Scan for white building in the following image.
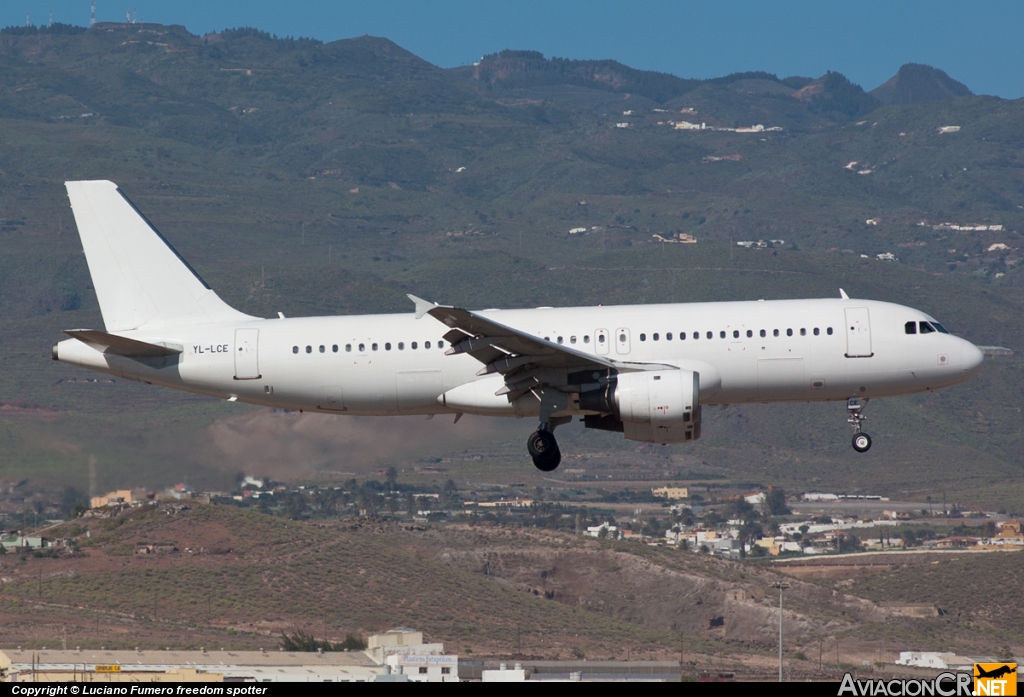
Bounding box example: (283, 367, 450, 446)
(802, 493, 839, 501)
(585, 522, 619, 538)
(895, 652, 957, 669)
(482, 662, 528, 682)
(384, 654, 458, 682)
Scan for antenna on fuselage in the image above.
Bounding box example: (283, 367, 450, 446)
(839, 289, 850, 300)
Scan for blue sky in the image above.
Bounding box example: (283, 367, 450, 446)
(5, 0, 1023, 98)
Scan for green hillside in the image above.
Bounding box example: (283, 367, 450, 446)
(0, 22, 1022, 509)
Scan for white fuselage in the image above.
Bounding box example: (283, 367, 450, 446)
(54, 297, 984, 418)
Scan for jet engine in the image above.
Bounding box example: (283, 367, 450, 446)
(579, 369, 701, 444)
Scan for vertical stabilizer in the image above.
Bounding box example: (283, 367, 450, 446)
(65, 180, 255, 331)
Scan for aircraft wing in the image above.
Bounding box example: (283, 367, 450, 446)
(410, 295, 667, 398)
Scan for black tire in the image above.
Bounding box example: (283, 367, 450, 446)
(852, 432, 872, 453)
(528, 430, 561, 472)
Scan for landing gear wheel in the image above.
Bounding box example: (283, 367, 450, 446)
(852, 432, 872, 453)
(527, 430, 561, 472)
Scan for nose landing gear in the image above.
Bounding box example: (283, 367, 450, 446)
(847, 398, 871, 453)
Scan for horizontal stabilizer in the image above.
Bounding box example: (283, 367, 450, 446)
(64, 329, 183, 358)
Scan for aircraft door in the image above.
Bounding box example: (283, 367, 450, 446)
(234, 328, 260, 379)
(844, 308, 873, 358)
(595, 329, 609, 355)
(615, 328, 631, 355)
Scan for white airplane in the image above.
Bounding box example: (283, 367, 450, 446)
(53, 181, 985, 471)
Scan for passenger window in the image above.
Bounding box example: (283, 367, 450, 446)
(653, 333, 659, 341)
(332, 344, 338, 352)
(306, 345, 312, 354)
(707, 331, 713, 339)
(346, 344, 352, 352)
(584, 336, 590, 343)
(372, 343, 378, 351)
(693, 332, 699, 340)
(619, 333, 626, 342)
(827, 327, 833, 335)
(385, 342, 391, 350)
(666, 333, 673, 340)
(319, 345, 325, 353)
(786, 329, 793, 337)
(545, 336, 550, 342)
(905, 321, 917, 335)
(640, 333, 646, 342)
(557, 336, 564, 344)
(292, 346, 298, 354)
(570, 336, 577, 344)
(680, 332, 686, 340)
(411, 342, 418, 349)
(813, 328, 820, 336)
(398, 342, 404, 350)
(598, 335, 605, 343)
(425, 341, 431, 349)
(919, 322, 935, 334)
(438, 341, 445, 348)
(800, 328, 806, 336)
(746, 330, 752, 338)
(358, 343, 365, 352)
(733, 330, 739, 338)
(760, 329, 766, 338)
(773, 330, 779, 337)
(719, 331, 725, 339)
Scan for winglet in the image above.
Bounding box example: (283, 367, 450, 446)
(839, 288, 850, 300)
(407, 294, 437, 320)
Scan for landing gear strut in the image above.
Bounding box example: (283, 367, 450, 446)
(847, 398, 872, 453)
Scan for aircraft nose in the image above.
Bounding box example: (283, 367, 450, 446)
(961, 340, 984, 376)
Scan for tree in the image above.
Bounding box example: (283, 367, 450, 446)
(766, 489, 790, 516)
(838, 534, 863, 553)
(729, 497, 757, 523)
(442, 479, 458, 509)
(739, 522, 763, 548)
(60, 487, 88, 518)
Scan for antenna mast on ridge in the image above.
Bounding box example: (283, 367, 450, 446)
(91, 1, 96, 27)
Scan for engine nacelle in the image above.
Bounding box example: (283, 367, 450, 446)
(580, 369, 701, 444)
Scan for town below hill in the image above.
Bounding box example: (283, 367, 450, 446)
(1, 477, 1021, 673)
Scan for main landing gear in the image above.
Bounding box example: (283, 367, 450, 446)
(847, 398, 872, 453)
(527, 416, 570, 472)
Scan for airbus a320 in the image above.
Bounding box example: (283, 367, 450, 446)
(52, 181, 985, 471)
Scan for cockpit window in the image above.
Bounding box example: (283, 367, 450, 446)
(905, 321, 917, 335)
(932, 323, 949, 334)
(919, 321, 936, 334)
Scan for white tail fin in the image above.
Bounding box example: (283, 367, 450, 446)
(65, 180, 255, 331)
